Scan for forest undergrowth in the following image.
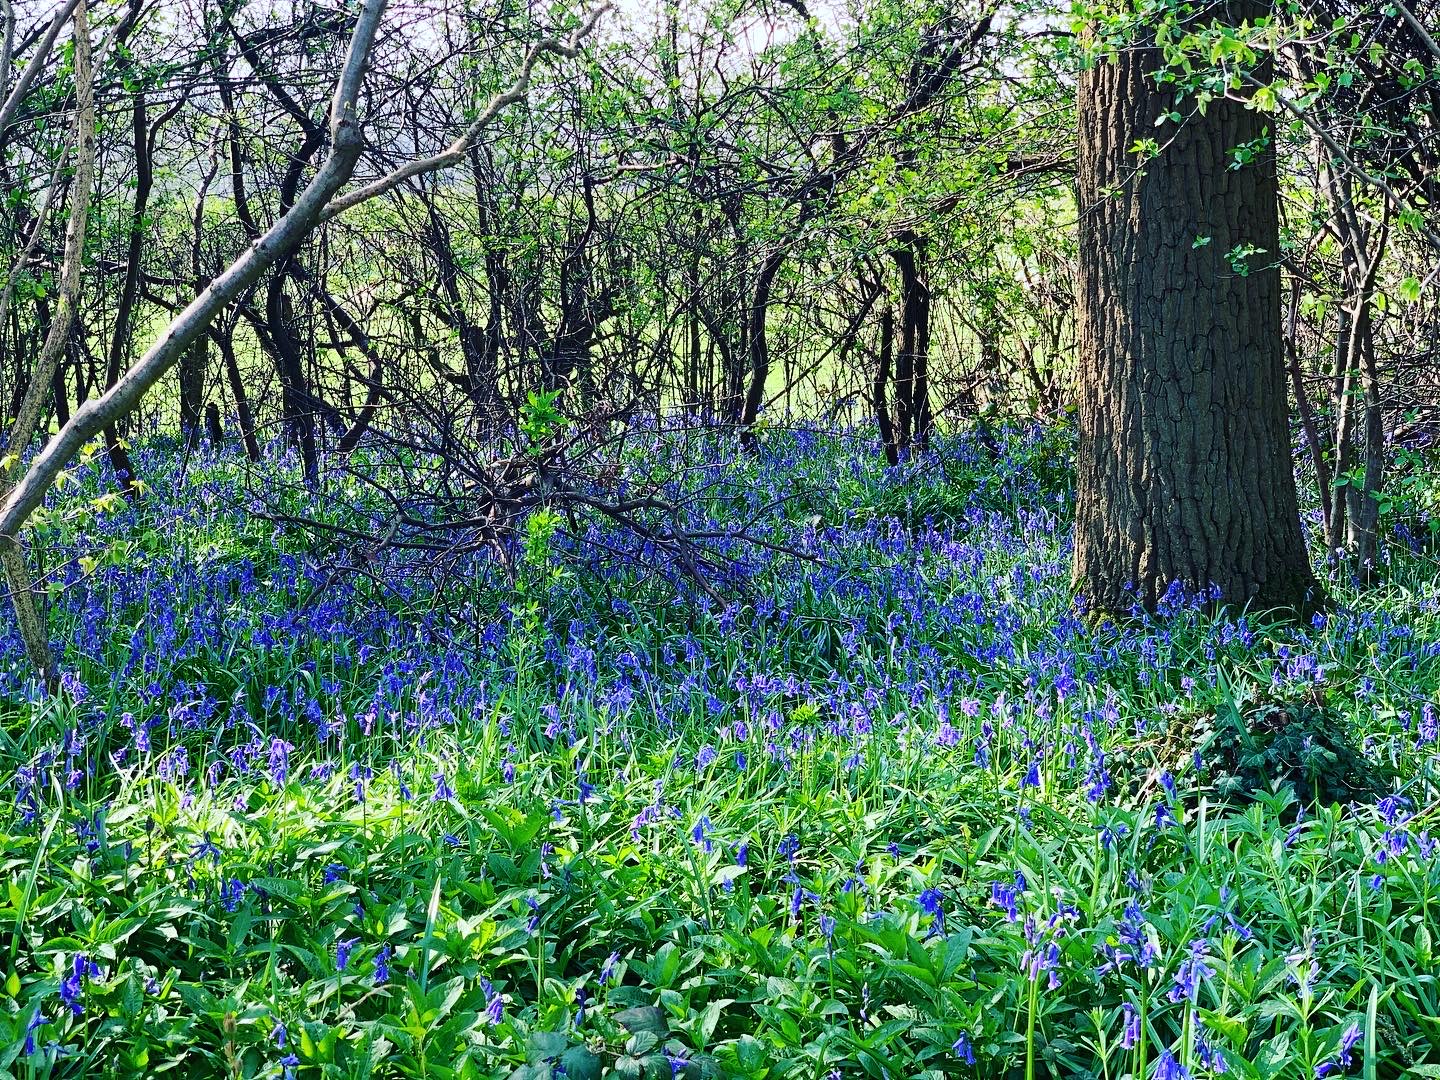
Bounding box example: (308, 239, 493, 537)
(1, 424, 1438, 1079)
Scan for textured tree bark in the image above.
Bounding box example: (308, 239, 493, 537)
(1072, 7, 1321, 615)
(891, 233, 931, 453)
(874, 306, 898, 466)
(1, 0, 94, 686)
(216, 329, 261, 462)
(178, 337, 207, 448)
(102, 26, 152, 496)
(205, 401, 224, 448)
(738, 250, 785, 447)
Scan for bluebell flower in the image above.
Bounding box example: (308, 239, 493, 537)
(1196, 1025, 1227, 1074)
(1168, 937, 1214, 1004)
(336, 937, 358, 972)
(1120, 1002, 1140, 1049)
(267, 738, 292, 785)
(918, 888, 945, 936)
(481, 978, 504, 1025)
(692, 815, 714, 853)
(432, 771, 455, 801)
(1155, 1049, 1190, 1080)
(991, 880, 1021, 921)
(599, 951, 621, 985)
(192, 833, 222, 864)
(1315, 1022, 1363, 1077)
(952, 1030, 975, 1064)
(59, 954, 100, 1016)
(221, 878, 245, 913)
(23, 1009, 48, 1055)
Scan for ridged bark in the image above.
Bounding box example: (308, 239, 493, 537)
(1072, 11, 1321, 615)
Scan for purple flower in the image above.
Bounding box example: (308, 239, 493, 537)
(1315, 1022, 1363, 1077)
(481, 978, 504, 1025)
(599, 951, 621, 985)
(952, 1030, 976, 1064)
(1168, 937, 1215, 1004)
(267, 738, 292, 785)
(1120, 1002, 1140, 1049)
(373, 944, 392, 985)
(1196, 1024, 1228, 1073)
(1155, 1049, 1190, 1080)
(990, 880, 1021, 921)
(23, 1009, 48, 1055)
(692, 815, 714, 853)
(221, 878, 246, 913)
(432, 771, 455, 801)
(1377, 794, 1410, 826)
(59, 953, 100, 1016)
(192, 833, 222, 864)
(918, 888, 945, 936)
(336, 937, 358, 972)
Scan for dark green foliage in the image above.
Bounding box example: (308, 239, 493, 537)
(1197, 690, 1391, 810)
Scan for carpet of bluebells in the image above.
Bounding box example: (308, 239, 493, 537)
(1, 425, 1439, 1080)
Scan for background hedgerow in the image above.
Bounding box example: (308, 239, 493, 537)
(1, 425, 1438, 1079)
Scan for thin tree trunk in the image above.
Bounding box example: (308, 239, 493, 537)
(739, 250, 785, 446)
(1284, 278, 1330, 537)
(875, 306, 898, 466)
(1, 0, 95, 686)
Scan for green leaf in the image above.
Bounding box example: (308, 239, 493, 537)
(528, 1031, 569, 1062)
(558, 1046, 603, 1080)
(616, 1006, 669, 1037)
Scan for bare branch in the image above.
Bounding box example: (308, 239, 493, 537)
(0, 0, 389, 550)
(319, 4, 611, 222)
(0, 0, 83, 139)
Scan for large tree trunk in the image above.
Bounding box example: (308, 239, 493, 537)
(1072, 5, 1321, 615)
